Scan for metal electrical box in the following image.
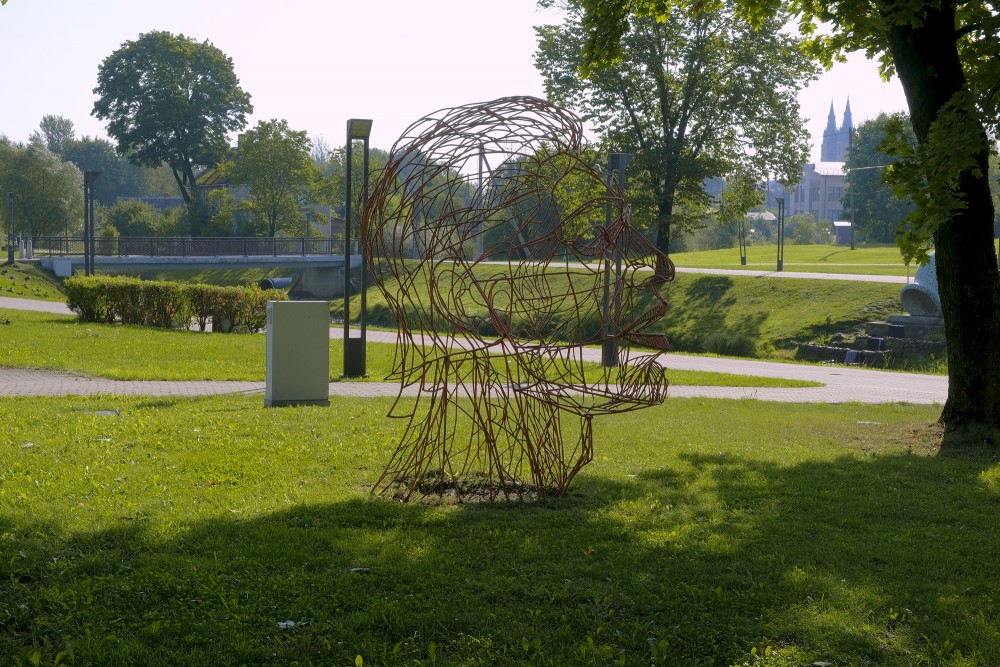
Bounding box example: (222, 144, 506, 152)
(265, 300, 331, 407)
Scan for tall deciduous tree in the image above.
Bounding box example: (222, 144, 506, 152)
(843, 112, 915, 244)
(534, 0, 818, 262)
(92, 31, 252, 206)
(60, 136, 150, 207)
(321, 146, 390, 229)
(218, 119, 322, 237)
(577, 0, 1000, 439)
(29, 115, 76, 155)
(0, 142, 83, 240)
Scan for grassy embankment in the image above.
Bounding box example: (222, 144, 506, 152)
(6, 252, 933, 369)
(670, 244, 915, 276)
(350, 260, 906, 364)
(0, 309, 817, 388)
(1, 393, 996, 665)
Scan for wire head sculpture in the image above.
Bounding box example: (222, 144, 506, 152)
(362, 96, 674, 500)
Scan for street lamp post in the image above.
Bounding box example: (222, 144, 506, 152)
(343, 118, 372, 378)
(83, 171, 102, 275)
(6, 192, 14, 265)
(776, 196, 785, 271)
(602, 153, 632, 368)
(846, 165, 888, 251)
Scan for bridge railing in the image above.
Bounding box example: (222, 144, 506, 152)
(32, 236, 353, 258)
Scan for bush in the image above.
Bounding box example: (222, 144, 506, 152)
(185, 284, 228, 332)
(104, 200, 164, 237)
(64, 276, 287, 332)
(63, 276, 114, 323)
(701, 330, 757, 357)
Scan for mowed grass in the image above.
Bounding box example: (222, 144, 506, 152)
(1, 394, 996, 665)
(354, 265, 903, 360)
(670, 244, 914, 276)
(0, 309, 819, 388)
(0, 263, 65, 302)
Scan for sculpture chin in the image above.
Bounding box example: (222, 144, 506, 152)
(511, 347, 667, 415)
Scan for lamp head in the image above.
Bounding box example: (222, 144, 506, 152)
(347, 118, 373, 140)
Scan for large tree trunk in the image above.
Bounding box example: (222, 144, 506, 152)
(887, 8, 1000, 437)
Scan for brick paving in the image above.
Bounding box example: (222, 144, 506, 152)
(1, 295, 947, 404)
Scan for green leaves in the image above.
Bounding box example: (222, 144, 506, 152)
(93, 31, 252, 204)
(842, 112, 915, 245)
(536, 0, 817, 252)
(0, 141, 83, 238)
(219, 118, 321, 237)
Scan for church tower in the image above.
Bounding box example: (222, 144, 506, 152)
(820, 99, 853, 162)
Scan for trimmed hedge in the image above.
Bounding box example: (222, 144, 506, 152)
(64, 276, 289, 333)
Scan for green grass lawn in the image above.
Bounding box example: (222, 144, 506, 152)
(670, 244, 915, 276)
(353, 265, 904, 362)
(119, 267, 294, 286)
(0, 309, 819, 388)
(4, 257, 928, 370)
(1, 394, 995, 665)
(0, 263, 65, 302)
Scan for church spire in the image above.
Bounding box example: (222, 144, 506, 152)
(842, 98, 854, 132)
(826, 100, 838, 136)
(821, 101, 839, 161)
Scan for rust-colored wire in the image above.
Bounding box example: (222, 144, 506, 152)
(362, 96, 674, 501)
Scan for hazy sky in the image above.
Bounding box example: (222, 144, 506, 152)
(0, 0, 906, 163)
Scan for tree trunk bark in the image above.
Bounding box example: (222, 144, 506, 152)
(887, 9, 1000, 436)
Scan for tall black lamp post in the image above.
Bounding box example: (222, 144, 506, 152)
(846, 165, 887, 251)
(343, 118, 372, 378)
(775, 196, 785, 271)
(83, 170, 102, 275)
(602, 152, 632, 368)
(6, 192, 14, 265)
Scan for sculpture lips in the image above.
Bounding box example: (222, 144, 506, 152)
(627, 300, 667, 333)
(624, 332, 670, 351)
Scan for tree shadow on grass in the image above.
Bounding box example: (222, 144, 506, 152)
(2, 452, 999, 665)
(656, 276, 771, 353)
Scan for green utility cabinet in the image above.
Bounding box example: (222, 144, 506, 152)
(265, 300, 330, 407)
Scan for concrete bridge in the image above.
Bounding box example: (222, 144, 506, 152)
(33, 236, 362, 299)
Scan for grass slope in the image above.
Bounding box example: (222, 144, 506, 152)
(670, 244, 914, 276)
(0, 263, 65, 302)
(353, 266, 902, 359)
(0, 309, 817, 388)
(0, 395, 995, 665)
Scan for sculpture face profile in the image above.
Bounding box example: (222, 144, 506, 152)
(362, 96, 674, 500)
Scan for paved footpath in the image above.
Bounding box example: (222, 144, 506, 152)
(0, 295, 947, 404)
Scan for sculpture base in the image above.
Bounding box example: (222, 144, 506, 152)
(866, 314, 945, 340)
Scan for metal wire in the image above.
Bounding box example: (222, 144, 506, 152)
(362, 96, 674, 501)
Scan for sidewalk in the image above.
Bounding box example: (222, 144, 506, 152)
(0, 296, 947, 404)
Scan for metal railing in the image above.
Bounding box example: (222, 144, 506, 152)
(31, 236, 354, 258)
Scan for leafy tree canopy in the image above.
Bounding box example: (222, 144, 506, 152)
(0, 142, 83, 240)
(217, 119, 322, 238)
(29, 115, 75, 155)
(103, 200, 165, 237)
(535, 0, 818, 258)
(844, 112, 916, 244)
(92, 31, 252, 206)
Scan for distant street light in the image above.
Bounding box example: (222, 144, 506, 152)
(775, 196, 785, 271)
(83, 171, 102, 275)
(343, 118, 372, 377)
(6, 192, 14, 265)
(602, 152, 632, 368)
(846, 164, 888, 251)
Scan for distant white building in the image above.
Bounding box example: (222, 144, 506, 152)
(775, 100, 853, 225)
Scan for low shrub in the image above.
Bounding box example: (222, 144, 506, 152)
(63, 276, 114, 323)
(185, 284, 228, 332)
(701, 330, 757, 357)
(64, 276, 288, 332)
